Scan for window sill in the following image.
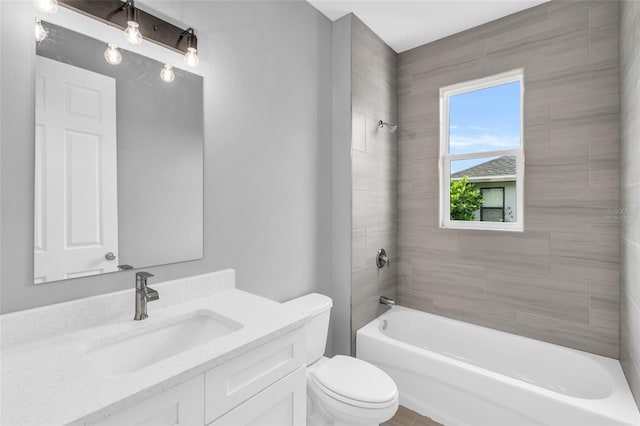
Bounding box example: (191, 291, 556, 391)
(440, 221, 524, 232)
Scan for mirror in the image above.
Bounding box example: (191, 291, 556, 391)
(34, 21, 203, 284)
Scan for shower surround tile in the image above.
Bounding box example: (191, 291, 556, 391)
(350, 15, 397, 355)
(515, 311, 619, 358)
(588, 278, 620, 330)
(397, 0, 620, 359)
(620, 0, 640, 410)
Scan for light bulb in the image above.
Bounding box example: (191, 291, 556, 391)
(104, 44, 122, 65)
(35, 19, 47, 42)
(33, 0, 58, 13)
(160, 64, 175, 83)
(123, 21, 142, 46)
(184, 47, 199, 68)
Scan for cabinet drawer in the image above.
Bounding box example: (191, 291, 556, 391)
(205, 329, 304, 423)
(207, 366, 306, 426)
(96, 375, 204, 426)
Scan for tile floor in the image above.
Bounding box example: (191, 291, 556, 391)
(382, 405, 444, 426)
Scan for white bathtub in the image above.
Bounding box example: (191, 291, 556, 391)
(356, 306, 640, 426)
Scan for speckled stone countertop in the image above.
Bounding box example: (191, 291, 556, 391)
(0, 270, 309, 426)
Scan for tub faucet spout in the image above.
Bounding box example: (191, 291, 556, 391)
(379, 296, 396, 309)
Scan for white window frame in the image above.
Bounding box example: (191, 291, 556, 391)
(439, 69, 524, 232)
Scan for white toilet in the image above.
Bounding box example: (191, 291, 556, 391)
(286, 293, 398, 426)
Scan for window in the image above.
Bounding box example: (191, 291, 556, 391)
(439, 69, 524, 231)
(480, 187, 504, 222)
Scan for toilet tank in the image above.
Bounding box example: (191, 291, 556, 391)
(285, 293, 333, 364)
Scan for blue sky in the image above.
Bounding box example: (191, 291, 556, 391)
(449, 81, 520, 173)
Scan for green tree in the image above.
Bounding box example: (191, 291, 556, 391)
(450, 176, 483, 220)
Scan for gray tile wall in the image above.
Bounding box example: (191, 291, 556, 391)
(397, 0, 620, 358)
(350, 16, 398, 354)
(620, 0, 640, 409)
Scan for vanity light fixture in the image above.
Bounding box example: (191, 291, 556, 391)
(33, 0, 59, 14)
(50, 1, 201, 63)
(122, 0, 142, 46)
(104, 43, 122, 65)
(160, 64, 175, 83)
(179, 28, 199, 68)
(35, 18, 47, 42)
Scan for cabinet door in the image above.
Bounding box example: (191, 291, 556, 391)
(205, 329, 305, 423)
(97, 375, 204, 426)
(207, 367, 306, 426)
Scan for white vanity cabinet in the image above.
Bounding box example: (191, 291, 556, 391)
(207, 367, 306, 426)
(95, 329, 306, 426)
(205, 329, 306, 425)
(95, 376, 205, 426)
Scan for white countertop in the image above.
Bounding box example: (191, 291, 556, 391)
(0, 270, 309, 426)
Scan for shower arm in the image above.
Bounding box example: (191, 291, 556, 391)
(378, 120, 398, 133)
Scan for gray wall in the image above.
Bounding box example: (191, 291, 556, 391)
(0, 1, 334, 314)
(620, 0, 640, 409)
(397, 0, 620, 358)
(330, 14, 353, 357)
(350, 16, 397, 354)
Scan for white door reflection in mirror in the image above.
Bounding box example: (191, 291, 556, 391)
(34, 56, 119, 284)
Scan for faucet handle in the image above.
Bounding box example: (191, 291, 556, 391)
(135, 271, 154, 290)
(376, 249, 390, 269)
(136, 271, 154, 279)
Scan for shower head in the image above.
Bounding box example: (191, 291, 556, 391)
(378, 120, 398, 133)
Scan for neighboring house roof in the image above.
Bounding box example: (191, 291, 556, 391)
(451, 156, 516, 182)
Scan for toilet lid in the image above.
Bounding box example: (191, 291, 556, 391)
(313, 356, 397, 407)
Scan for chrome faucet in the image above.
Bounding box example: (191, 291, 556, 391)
(134, 272, 159, 320)
(379, 295, 396, 309)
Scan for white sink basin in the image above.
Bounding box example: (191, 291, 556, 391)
(84, 310, 242, 376)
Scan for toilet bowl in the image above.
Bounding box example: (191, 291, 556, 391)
(307, 356, 399, 426)
(285, 294, 398, 426)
